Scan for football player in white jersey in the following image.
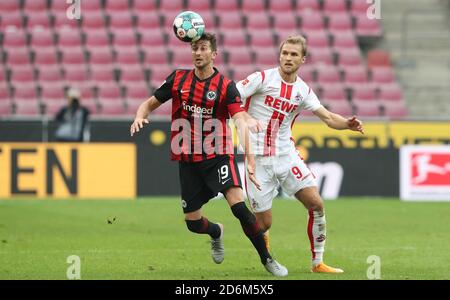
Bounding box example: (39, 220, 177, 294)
(236, 35, 364, 274)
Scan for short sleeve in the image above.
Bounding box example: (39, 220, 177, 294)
(225, 82, 244, 117)
(236, 71, 264, 101)
(302, 87, 323, 112)
(154, 70, 176, 103)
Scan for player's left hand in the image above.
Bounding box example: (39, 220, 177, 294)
(347, 116, 364, 134)
(247, 159, 261, 191)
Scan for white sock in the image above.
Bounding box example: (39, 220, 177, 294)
(307, 210, 326, 266)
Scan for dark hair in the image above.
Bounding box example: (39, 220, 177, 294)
(191, 32, 217, 52)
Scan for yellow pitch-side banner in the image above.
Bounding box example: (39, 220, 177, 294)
(290, 121, 450, 149)
(0, 143, 136, 199)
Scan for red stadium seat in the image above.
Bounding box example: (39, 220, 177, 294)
(355, 15, 382, 37)
(57, 28, 83, 47)
(317, 65, 342, 84)
(197, 11, 216, 29)
(26, 12, 51, 29)
(38, 66, 62, 82)
(217, 12, 244, 30)
(253, 48, 278, 66)
(60, 48, 86, 65)
(324, 101, 353, 116)
(149, 65, 173, 88)
(221, 30, 248, 48)
(336, 48, 363, 66)
(10, 66, 36, 85)
(227, 48, 253, 65)
(166, 32, 189, 47)
(186, 0, 212, 13)
(332, 31, 358, 49)
(327, 13, 353, 34)
(159, 0, 184, 14)
(108, 12, 134, 29)
(248, 30, 276, 48)
(121, 66, 146, 83)
(13, 85, 38, 101)
(142, 47, 169, 66)
(139, 31, 166, 47)
(382, 102, 408, 119)
(246, 13, 272, 30)
(1, 12, 24, 30)
(321, 84, 347, 101)
(269, 0, 294, 12)
(105, 0, 130, 12)
(90, 65, 115, 82)
(378, 84, 404, 102)
(323, 0, 347, 13)
(353, 101, 380, 117)
(133, 0, 157, 11)
(64, 65, 89, 83)
(351, 85, 376, 101)
(112, 29, 139, 48)
(135, 11, 161, 30)
(231, 65, 258, 81)
(298, 65, 315, 84)
(98, 101, 127, 116)
(6, 49, 31, 65)
(297, 0, 320, 11)
(23, 0, 48, 12)
(3, 28, 27, 49)
(307, 48, 334, 65)
(30, 27, 55, 48)
(242, 0, 266, 12)
(14, 100, 41, 116)
(351, 0, 372, 17)
(89, 48, 114, 65)
(215, 0, 239, 12)
(84, 29, 111, 49)
(367, 50, 392, 68)
(81, 11, 107, 29)
(171, 48, 194, 66)
(124, 82, 150, 101)
(300, 11, 325, 31)
(306, 31, 330, 48)
(80, 0, 103, 12)
(371, 67, 395, 84)
(343, 66, 369, 87)
(40, 83, 66, 101)
(0, 0, 20, 12)
(115, 48, 141, 65)
(272, 13, 298, 32)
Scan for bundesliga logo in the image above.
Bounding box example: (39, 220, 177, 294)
(182, 101, 213, 115)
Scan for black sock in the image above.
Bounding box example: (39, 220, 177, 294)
(231, 202, 271, 264)
(185, 217, 221, 239)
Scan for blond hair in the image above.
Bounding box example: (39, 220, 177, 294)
(279, 35, 307, 57)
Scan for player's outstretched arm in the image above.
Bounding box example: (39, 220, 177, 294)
(130, 96, 162, 136)
(232, 111, 262, 190)
(313, 106, 364, 134)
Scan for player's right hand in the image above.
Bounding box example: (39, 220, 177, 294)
(247, 158, 261, 191)
(130, 118, 149, 136)
(247, 118, 263, 133)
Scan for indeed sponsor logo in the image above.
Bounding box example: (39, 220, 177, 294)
(182, 101, 213, 115)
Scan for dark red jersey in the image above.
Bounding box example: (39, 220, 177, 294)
(154, 68, 244, 162)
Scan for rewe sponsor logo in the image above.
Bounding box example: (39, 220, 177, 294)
(264, 95, 299, 113)
(182, 101, 213, 115)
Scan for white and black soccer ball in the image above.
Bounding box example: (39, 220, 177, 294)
(173, 11, 205, 43)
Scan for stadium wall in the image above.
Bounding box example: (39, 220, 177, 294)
(0, 120, 449, 199)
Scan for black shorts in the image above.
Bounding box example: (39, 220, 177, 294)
(178, 155, 242, 213)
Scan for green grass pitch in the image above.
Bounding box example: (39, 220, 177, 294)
(0, 197, 449, 280)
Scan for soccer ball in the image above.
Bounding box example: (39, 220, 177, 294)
(173, 11, 205, 43)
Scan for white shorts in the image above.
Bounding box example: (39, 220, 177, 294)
(245, 149, 317, 213)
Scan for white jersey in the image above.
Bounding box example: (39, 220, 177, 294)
(236, 67, 323, 156)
